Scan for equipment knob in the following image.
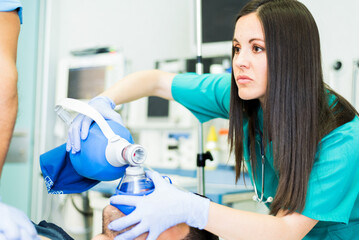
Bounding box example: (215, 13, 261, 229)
(332, 61, 342, 70)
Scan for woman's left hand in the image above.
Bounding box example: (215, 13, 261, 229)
(109, 170, 210, 240)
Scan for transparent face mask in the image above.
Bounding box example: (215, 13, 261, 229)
(117, 166, 154, 194)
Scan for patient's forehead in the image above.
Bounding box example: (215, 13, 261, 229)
(157, 223, 189, 240)
(106, 205, 125, 221)
(39, 236, 51, 240)
(130, 220, 189, 240)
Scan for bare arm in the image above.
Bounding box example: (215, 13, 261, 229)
(206, 202, 318, 240)
(100, 69, 176, 104)
(0, 11, 20, 176)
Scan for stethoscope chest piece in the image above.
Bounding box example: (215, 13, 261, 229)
(252, 194, 273, 204)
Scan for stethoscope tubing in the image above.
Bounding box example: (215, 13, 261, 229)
(250, 130, 273, 204)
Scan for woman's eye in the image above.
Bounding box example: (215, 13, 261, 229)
(253, 45, 264, 53)
(233, 46, 241, 54)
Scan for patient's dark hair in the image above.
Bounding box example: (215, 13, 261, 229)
(183, 227, 219, 240)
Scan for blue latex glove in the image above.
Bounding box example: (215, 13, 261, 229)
(0, 202, 40, 240)
(109, 170, 210, 240)
(66, 96, 124, 153)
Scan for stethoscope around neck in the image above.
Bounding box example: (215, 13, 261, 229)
(250, 130, 273, 204)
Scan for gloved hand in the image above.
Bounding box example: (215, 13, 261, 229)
(109, 170, 210, 240)
(66, 96, 124, 153)
(0, 202, 40, 240)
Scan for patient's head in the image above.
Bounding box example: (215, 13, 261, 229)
(93, 205, 218, 240)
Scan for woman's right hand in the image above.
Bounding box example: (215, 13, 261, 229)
(66, 96, 124, 154)
(108, 170, 210, 240)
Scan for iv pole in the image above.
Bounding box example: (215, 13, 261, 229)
(195, 0, 213, 196)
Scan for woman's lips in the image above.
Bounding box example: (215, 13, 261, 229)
(236, 75, 253, 84)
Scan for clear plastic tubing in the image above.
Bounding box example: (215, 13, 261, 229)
(54, 105, 73, 126)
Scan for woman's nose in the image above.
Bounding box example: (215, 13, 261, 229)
(233, 51, 249, 69)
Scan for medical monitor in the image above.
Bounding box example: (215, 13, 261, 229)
(147, 96, 169, 118)
(54, 53, 125, 141)
(191, 0, 250, 57)
(67, 66, 106, 99)
(56, 52, 124, 102)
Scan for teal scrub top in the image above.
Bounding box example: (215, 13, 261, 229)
(0, 0, 23, 24)
(172, 73, 359, 239)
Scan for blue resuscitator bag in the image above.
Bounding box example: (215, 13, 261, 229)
(40, 98, 146, 194)
(70, 120, 134, 181)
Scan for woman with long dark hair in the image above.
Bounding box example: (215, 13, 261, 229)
(67, 0, 359, 239)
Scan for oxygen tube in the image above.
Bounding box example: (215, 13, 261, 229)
(55, 98, 146, 167)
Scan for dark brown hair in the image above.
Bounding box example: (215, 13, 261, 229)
(183, 227, 219, 240)
(229, 0, 358, 215)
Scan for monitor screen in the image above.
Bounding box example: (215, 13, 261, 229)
(67, 66, 106, 99)
(147, 96, 169, 118)
(202, 0, 250, 43)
